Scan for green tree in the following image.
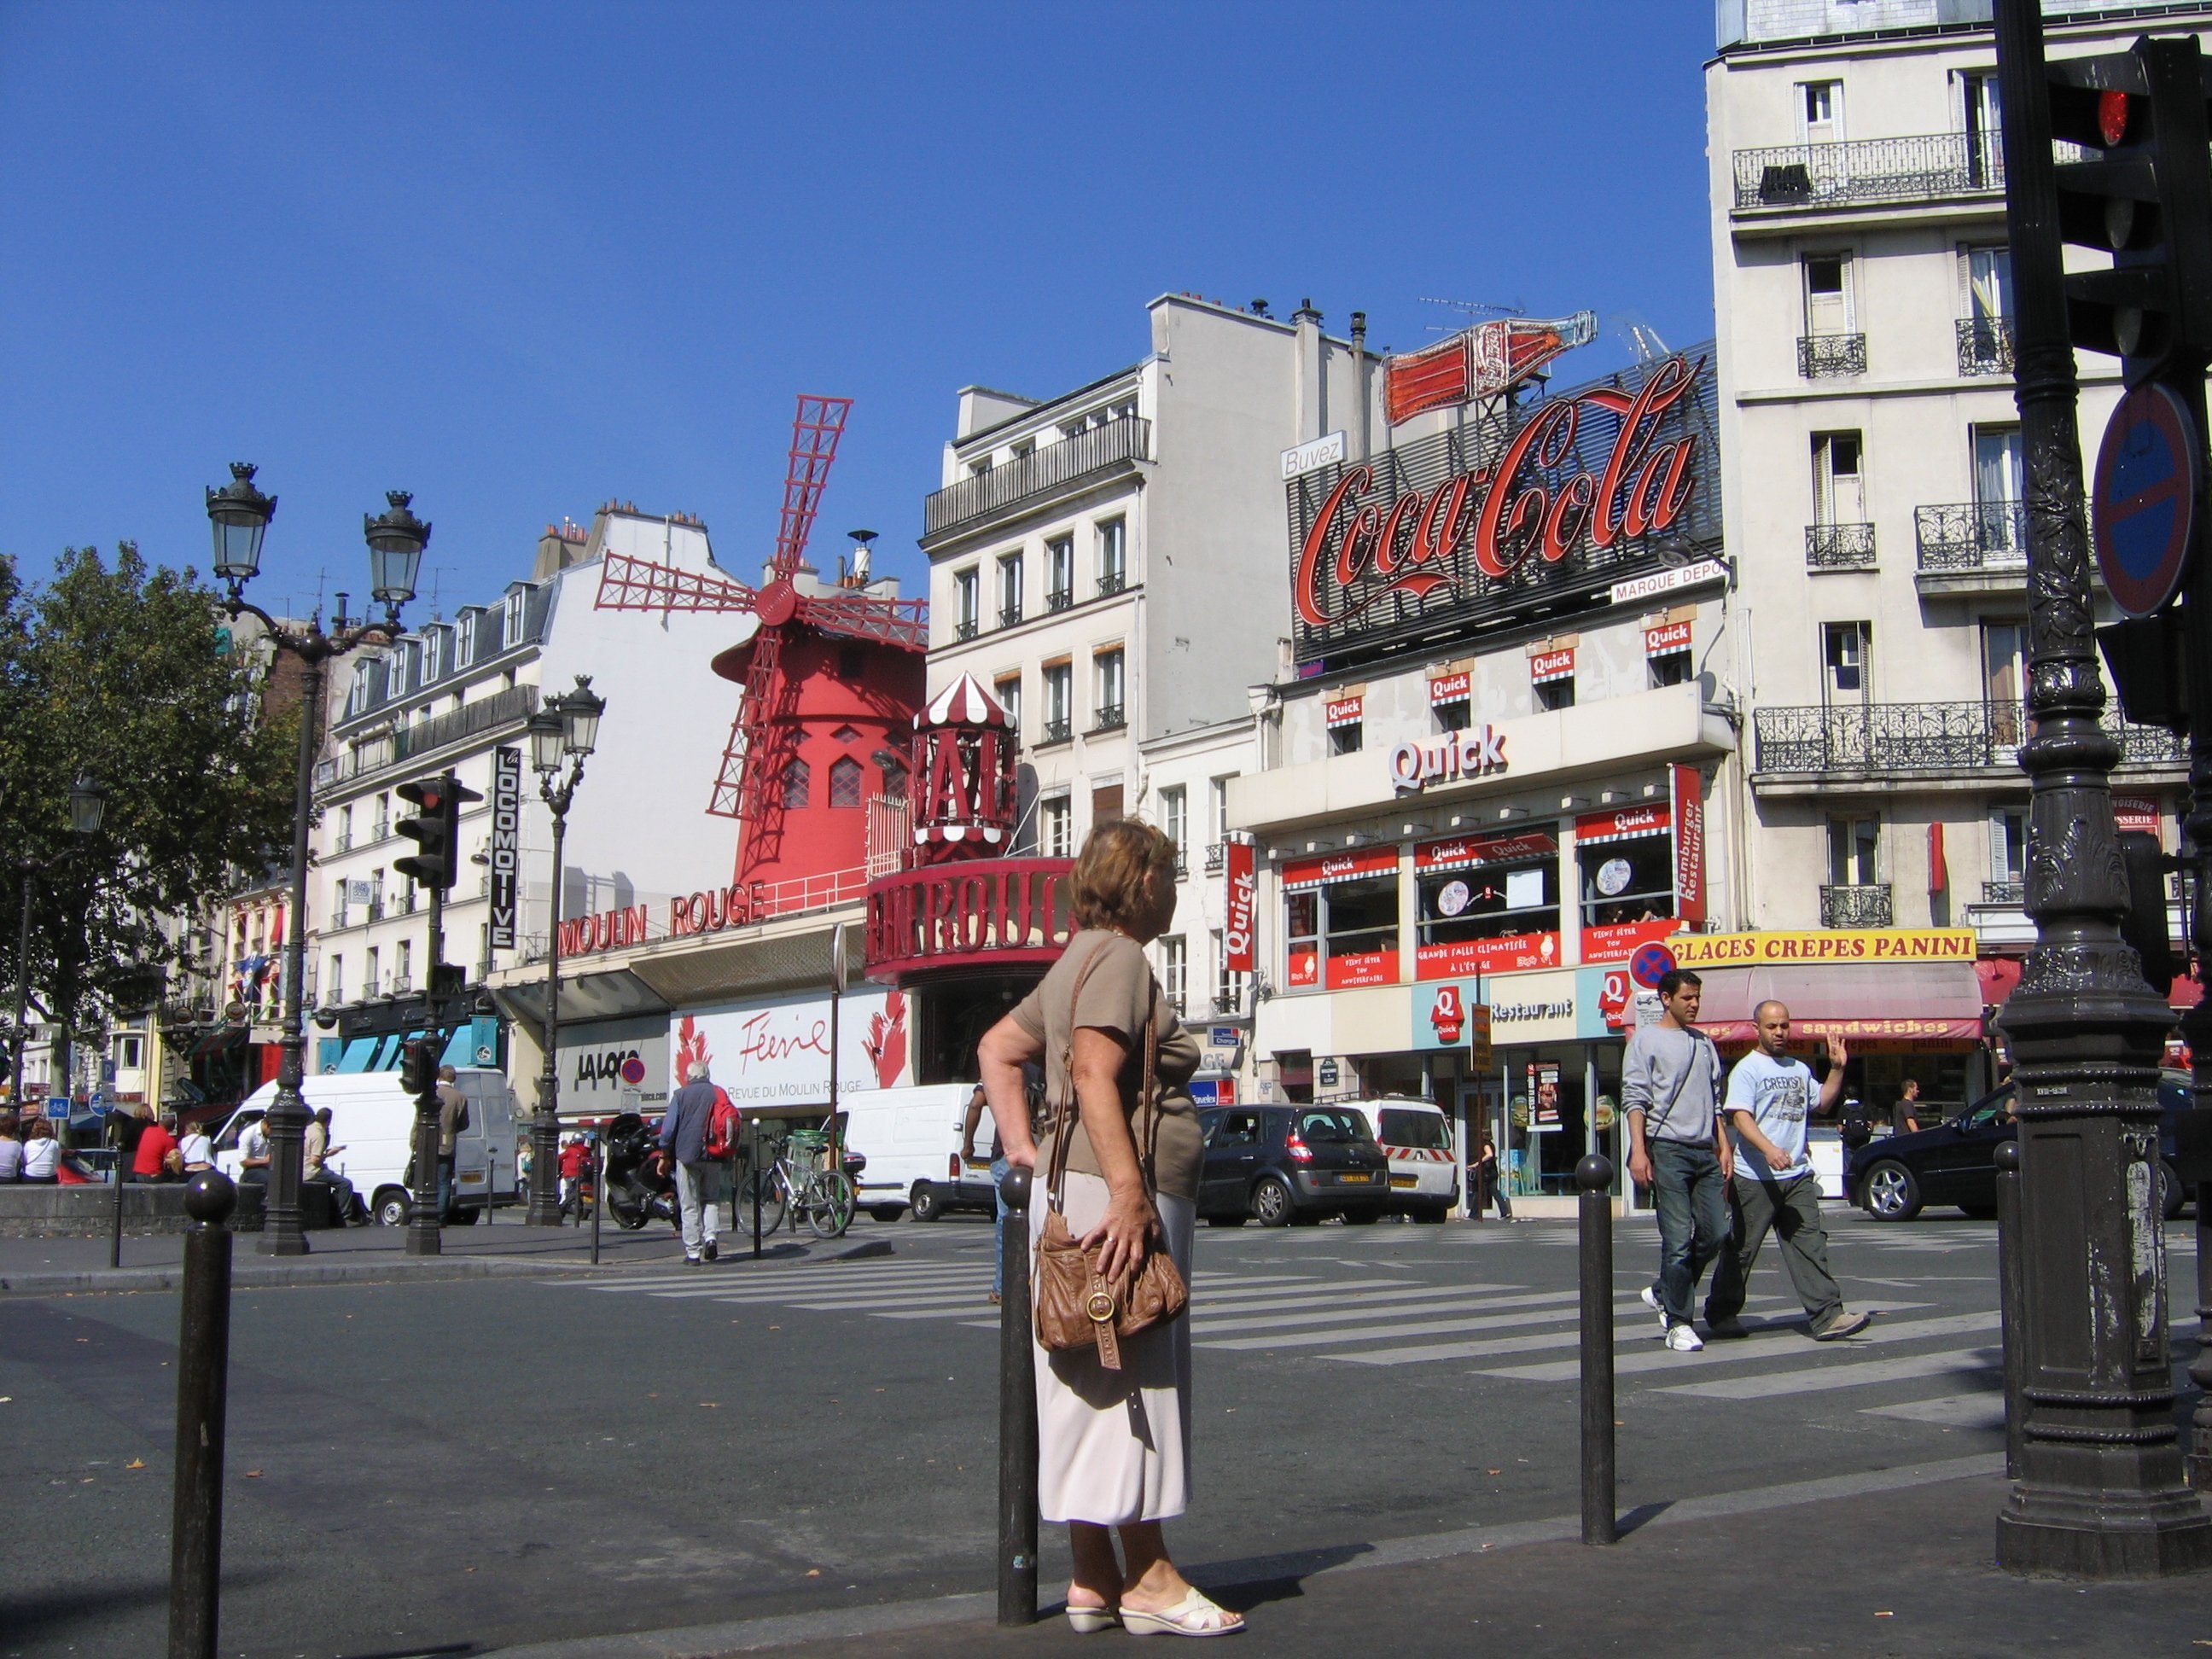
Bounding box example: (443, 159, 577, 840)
(0, 544, 298, 1103)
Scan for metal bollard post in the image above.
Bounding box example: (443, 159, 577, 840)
(168, 1171, 236, 1659)
(1576, 1153, 1616, 1545)
(751, 1119, 764, 1261)
(111, 1139, 129, 1269)
(1993, 1139, 2027, 1481)
(997, 1166, 1038, 1626)
(590, 1127, 603, 1267)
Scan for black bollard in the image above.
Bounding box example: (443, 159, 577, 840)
(168, 1171, 236, 1659)
(997, 1165, 1038, 1626)
(751, 1118, 764, 1261)
(590, 1126, 603, 1267)
(1576, 1153, 1616, 1545)
(1994, 1139, 2027, 1481)
(111, 1136, 128, 1269)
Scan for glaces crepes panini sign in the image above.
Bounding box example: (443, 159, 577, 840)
(1287, 349, 1720, 662)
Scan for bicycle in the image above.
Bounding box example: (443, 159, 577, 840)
(736, 1124, 854, 1240)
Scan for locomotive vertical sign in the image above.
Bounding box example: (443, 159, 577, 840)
(488, 745, 522, 950)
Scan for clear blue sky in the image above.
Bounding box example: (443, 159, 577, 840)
(1, 2, 1718, 620)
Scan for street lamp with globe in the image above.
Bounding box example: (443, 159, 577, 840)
(206, 463, 426, 1255)
(525, 676, 605, 1226)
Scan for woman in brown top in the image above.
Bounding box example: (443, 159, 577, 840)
(978, 819, 1242, 1639)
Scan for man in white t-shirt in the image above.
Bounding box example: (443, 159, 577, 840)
(1704, 1000, 1871, 1342)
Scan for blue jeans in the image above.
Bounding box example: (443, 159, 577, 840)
(1650, 1138, 1728, 1326)
(990, 1155, 1011, 1295)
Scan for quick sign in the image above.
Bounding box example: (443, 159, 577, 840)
(1388, 725, 1508, 791)
(1429, 671, 1471, 706)
(488, 746, 521, 950)
(1644, 620, 1693, 655)
(1224, 840, 1256, 972)
(1530, 648, 1575, 683)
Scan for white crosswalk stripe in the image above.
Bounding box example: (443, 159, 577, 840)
(1656, 1345, 2002, 1400)
(1476, 1307, 1971, 1382)
(1864, 1391, 2006, 1429)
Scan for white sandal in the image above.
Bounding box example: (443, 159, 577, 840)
(1065, 1599, 1120, 1634)
(1120, 1588, 1245, 1638)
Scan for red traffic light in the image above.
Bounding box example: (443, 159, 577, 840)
(2099, 87, 2133, 147)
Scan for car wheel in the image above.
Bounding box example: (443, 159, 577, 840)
(2158, 1160, 2186, 1221)
(1862, 1160, 1922, 1222)
(870, 1206, 906, 1224)
(1251, 1177, 1294, 1228)
(910, 1183, 945, 1223)
(1340, 1208, 1378, 1225)
(372, 1188, 410, 1228)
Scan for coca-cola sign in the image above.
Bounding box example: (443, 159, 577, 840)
(1287, 349, 1720, 665)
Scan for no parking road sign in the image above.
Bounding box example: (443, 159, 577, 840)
(1629, 941, 1678, 990)
(2093, 382, 2202, 618)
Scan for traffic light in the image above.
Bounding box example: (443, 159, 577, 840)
(2117, 830, 2180, 994)
(2050, 36, 2212, 378)
(2097, 609, 2191, 733)
(399, 1037, 440, 1096)
(393, 771, 482, 891)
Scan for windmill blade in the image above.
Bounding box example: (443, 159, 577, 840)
(596, 550, 762, 615)
(771, 395, 853, 581)
(794, 590, 929, 650)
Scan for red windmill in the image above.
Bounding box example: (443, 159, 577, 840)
(595, 395, 928, 886)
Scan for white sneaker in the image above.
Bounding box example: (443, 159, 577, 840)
(1665, 1322, 1705, 1353)
(1640, 1284, 1667, 1336)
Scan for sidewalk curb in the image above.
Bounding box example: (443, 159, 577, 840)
(485, 1454, 2005, 1657)
(0, 1255, 621, 1295)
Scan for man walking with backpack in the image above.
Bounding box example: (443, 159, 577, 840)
(1623, 969, 1730, 1353)
(661, 1060, 726, 1265)
(1704, 1002, 1871, 1342)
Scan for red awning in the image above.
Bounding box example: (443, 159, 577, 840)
(1694, 962, 1985, 1044)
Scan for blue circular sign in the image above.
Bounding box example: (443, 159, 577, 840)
(1630, 941, 1678, 989)
(2093, 382, 2200, 618)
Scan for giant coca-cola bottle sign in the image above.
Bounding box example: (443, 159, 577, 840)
(1287, 349, 1720, 662)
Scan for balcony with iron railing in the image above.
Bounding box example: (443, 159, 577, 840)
(1981, 880, 2025, 907)
(1752, 701, 2183, 789)
(1733, 131, 2004, 213)
(1914, 500, 2028, 596)
(997, 604, 1023, 630)
(1957, 316, 2014, 377)
(923, 417, 1151, 541)
(1046, 587, 1074, 613)
(1204, 841, 1225, 874)
(1088, 703, 1126, 736)
(1797, 332, 1866, 378)
(954, 617, 979, 642)
(1097, 569, 1128, 598)
(317, 683, 540, 793)
(1820, 882, 1893, 929)
(1805, 523, 1877, 571)
(1040, 716, 1073, 746)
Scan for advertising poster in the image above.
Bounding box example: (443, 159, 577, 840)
(674, 987, 913, 1106)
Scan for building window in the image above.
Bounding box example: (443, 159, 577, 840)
(1161, 785, 1188, 873)
(1286, 873, 1399, 990)
(374, 793, 390, 841)
(1330, 719, 1363, 755)
(367, 869, 385, 922)
(350, 658, 375, 716)
(1798, 79, 1842, 143)
(879, 755, 908, 802)
(501, 591, 527, 650)
(1210, 774, 1236, 841)
(1829, 816, 1881, 886)
(1417, 838, 1561, 965)
(830, 755, 864, 808)
(783, 758, 812, 810)
(327, 954, 344, 1004)
(1043, 661, 1073, 742)
(1159, 934, 1187, 1016)
(1823, 621, 1871, 701)
(116, 1034, 143, 1070)
(1962, 70, 2002, 185)
(1434, 692, 1470, 731)
(336, 804, 353, 853)
(1093, 649, 1126, 730)
(1578, 835, 1675, 930)
(996, 552, 1023, 627)
(456, 611, 478, 668)
(423, 628, 444, 682)
(1213, 929, 1246, 1016)
(994, 673, 1022, 737)
(1813, 431, 1866, 527)
(331, 880, 351, 930)
(953, 568, 980, 639)
(1991, 806, 2029, 901)
(1536, 676, 1575, 713)
(364, 946, 381, 998)
(395, 939, 413, 994)
(1097, 518, 1126, 595)
(1039, 794, 1073, 858)
(1046, 536, 1074, 609)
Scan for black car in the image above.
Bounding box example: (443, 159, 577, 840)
(1849, 1071, 2198, 1222)
(1196, 1104, 1393, 1226)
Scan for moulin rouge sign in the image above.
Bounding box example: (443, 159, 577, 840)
(1289, 352, 1718, 660)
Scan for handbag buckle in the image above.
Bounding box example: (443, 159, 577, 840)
(1084, 1284, 1118, 1324)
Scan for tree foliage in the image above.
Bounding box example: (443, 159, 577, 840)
(0, 544, 298, 1073)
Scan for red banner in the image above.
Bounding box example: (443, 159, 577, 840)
(1327, 948, 1399, 989)
(1576, 804, 1670, 843)
(1325, 696, 1364, 728)
(1288, 949, 1318, 988)
(1224, 840, 1255, 972)
(1429, 671, 1471, 705)
(1672, 764, 1705, 924)
(1644, 619, 1693, 655)
(1281, 846, 1400, 891)
(1583, 917, 1685, 965)
(1530, 647, 1575, 683)
(1415, 831, 1558, 871)
(1415, 932, 1561, 980)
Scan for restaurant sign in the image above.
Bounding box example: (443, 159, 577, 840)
(1288, 347, 1720, 665)
(1672, 928, 1976, 966)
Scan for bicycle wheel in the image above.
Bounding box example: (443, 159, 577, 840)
(737, 1166, 788, 1237)
(803, 1170, 854, 1239)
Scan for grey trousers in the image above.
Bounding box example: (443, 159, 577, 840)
(1706, 1170, 1844, 1333)
(677, 1159, 723, 1255)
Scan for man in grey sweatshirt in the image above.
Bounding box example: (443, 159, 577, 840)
(1622, 969, 1732, 1353)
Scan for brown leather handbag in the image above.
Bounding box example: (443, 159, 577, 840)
(1033, 945, 1188, 1371)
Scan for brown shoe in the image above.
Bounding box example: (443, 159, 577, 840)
(1813, 1309, 1871, 1342)
(987, 1291, 1002, 1305)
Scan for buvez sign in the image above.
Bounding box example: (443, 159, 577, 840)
(1287, 351, 1719, 663)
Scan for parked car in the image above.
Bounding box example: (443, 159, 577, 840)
(1196, 1104, 1394, 1227)
(1335, 1096, 1459, 1222)
(1849, 1070, 2198, 1222)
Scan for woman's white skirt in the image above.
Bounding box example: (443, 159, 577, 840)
(1029, 1169, 1196, 1526)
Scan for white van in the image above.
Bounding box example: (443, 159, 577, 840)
(837, 1083, 995, 1222)
(212, 1068, 521, 1225)
(1336, 1096, 1459, 1221)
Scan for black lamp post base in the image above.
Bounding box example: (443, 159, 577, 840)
(259, 1230, 309, 1258)
(1999, 1488, 2212, 1578)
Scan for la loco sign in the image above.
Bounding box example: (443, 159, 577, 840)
(1287, 349, 1720, 665)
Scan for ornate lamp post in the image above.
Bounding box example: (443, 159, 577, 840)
(207, 463, 426, 1255)
(524, 676, 604, 1227)
(9, 773, 108, 1115)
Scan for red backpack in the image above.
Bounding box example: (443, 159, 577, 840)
(701, 1087, 740, 1160)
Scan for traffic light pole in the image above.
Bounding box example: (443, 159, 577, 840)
(405, 876, 446, 1258)
(1991, 0, 2211, 1576)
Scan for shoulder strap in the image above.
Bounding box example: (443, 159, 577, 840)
(1045, 940, 1115, 1213)
(1644, 1029, 1717, 1139)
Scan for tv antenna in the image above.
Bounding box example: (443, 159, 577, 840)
(1417, 295, 1525, 334)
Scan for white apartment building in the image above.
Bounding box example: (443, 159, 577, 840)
(922, 294, 1377, 1062)
(1709, 0, 2209, 1088)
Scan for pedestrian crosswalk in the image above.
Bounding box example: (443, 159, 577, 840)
(550, 1242, 2031, 1435)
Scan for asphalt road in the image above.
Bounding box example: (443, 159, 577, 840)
(1, 1206, 2200, 1658)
